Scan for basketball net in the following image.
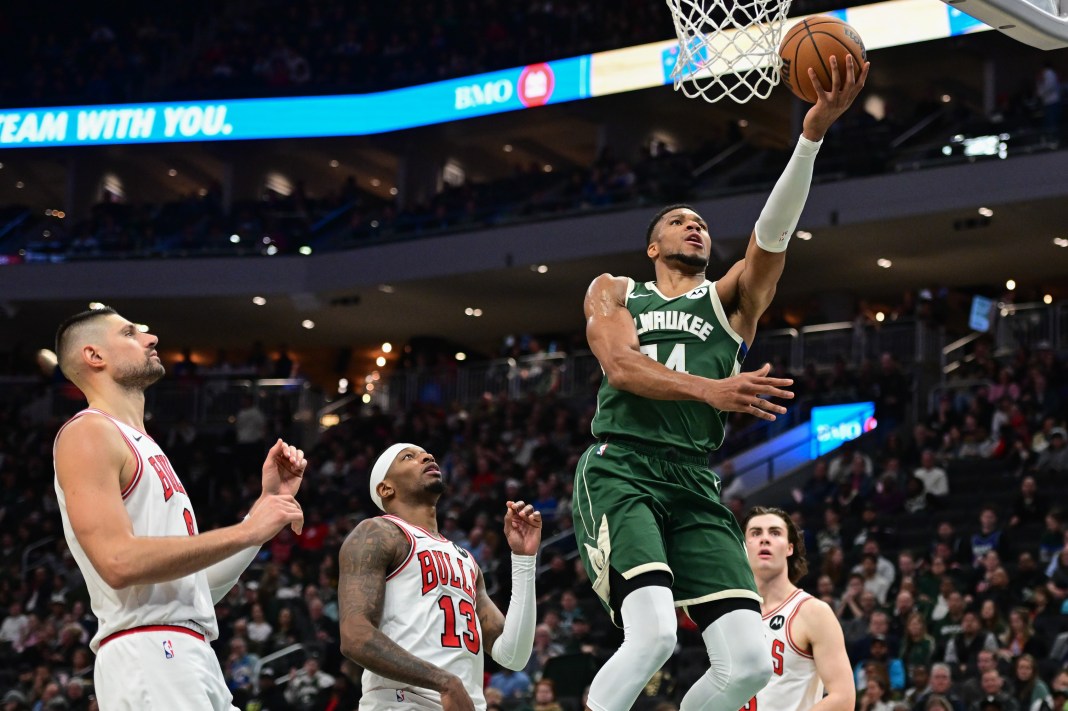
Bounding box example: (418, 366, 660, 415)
(665, 0, 792, 104)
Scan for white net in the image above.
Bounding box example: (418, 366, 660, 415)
(665, 0, 793, 104)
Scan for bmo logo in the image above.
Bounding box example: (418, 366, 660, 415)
(810, 402, 877, 457)
(455, 79, 514, 110)
(518, 63, 555, 107)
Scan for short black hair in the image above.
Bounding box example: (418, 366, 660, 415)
(56, 306, 118, 359)
(646, 203, 697, 245)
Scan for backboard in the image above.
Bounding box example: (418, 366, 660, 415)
(939, 0, 1068, 49)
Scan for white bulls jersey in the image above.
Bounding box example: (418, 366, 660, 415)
(742, 589, 823, 711)
(360, 515, 486, 711)
(54, 409, 218, 653)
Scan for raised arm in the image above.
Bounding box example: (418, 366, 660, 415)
(338, 518, 473, 709)
(55, 415, 302, 590)
(585, 273, 793, 420)
(719, 55, 870, 344)
(802, 600, 857, 711)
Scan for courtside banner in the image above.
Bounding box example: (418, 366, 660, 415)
(0, 1, 986, 149)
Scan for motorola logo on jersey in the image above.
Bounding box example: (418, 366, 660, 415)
(518, 63, 555, 107)
(686, 286, 708, 299)
(769, 615, 785, 630)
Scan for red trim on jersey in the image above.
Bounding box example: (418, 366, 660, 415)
(762, 588, 804, 620)
(54, 410, 145, 500)
(99, 624, 205, 648)
(785, 596, 814, 659)
(380, 515, 417, 580)
(381, 513, 448, 542)
(116, 428, 144, 500)
(85, 408, 157, 443)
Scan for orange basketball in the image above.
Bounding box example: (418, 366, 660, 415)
(778, 16, 866, 103)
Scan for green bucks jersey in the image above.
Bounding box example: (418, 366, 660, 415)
(591, 278, 747, 453)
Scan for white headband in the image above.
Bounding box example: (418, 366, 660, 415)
(370, 443, 418, 511)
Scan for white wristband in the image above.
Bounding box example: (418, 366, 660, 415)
(754, 134, 823, 253)
(489, 553, 537, 670)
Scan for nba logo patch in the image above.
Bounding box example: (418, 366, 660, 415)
(163, 640, 174, 659)
(395, 691, 405, 702)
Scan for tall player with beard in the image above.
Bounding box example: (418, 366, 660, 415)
(53, 306, 307, 710)
(339, 444, 541, 711)
(575, 55, 869, 711)
(742, 507, 855, 711)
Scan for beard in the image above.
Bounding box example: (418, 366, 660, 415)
(424, 478, 446, 496)
(663, 251, 708, 270)
(114, 358, 165, 391)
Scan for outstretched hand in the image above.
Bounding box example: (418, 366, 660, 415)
(503, 500, 543, 556)
(702, 362, 794, 421)
(802, 54, 870, 142)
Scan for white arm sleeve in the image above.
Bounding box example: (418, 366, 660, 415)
(489, 553, 537, 670)
(205, 517, 261, 604)
(753, 134, 823, 253)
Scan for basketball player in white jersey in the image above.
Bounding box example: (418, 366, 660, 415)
(339, 443, 541, 711)
(741, 507, 855, 711)
(52, 306, 307, 710)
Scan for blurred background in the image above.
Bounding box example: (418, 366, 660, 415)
(0, 0, 1066, 709)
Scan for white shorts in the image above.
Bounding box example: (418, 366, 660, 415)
(95, 625, 237, 710)
(360, 688, 446, 710)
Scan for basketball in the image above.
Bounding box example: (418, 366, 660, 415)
(778, 16, 867, 103)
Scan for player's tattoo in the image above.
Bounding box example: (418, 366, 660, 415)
(338, 518, 455, 691)
(474, 567, 506, 652)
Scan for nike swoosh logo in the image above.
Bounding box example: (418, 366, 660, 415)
(133, 435, 143, 441)
(629, 293, 653, 299)
(411, 533, 426, 539)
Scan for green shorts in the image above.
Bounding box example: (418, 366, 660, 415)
(572, 437, 759, 624)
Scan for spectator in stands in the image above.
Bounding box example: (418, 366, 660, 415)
(524, 623, 565, 680)
(971, 507, 1008, 567)
(860, 553, 893, 605)
(531, 678, 565, 711)
(913, 663, 965, 711)
(1034, 427, 1068, 476)
(1009, 476, 1047, 528)
(944, 611, 999, 680)
(1011, 655, 1053, 711)
(905, 475, 932, 514)
(902, 610, 938, 673)
(284, 652, 335, 711)
(855, 634, 907, 692)
(978, 599, 1007, 639)
(859, 676, 896, 711)
(1044, 541, 1068, 603)
(489, 666, 533, 705)
(933, 591, 968, 646)
(974, 669, 1021, 711)
(234, 393, 269, 476)
(915, 449, 950, 503)
(1039, 511, 1064, 564)
(1000, 607, 1047, 661)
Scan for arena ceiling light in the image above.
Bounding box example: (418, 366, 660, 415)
(299, 245, 312, 255)
(375, 356, 387, 367)
(252, 296, 266, 306)
(978, 207, 994, 217)
(1005, 279, 1016, 291)
(877, 258, 892, 269)
(382, 342, 392, 353)
(795, 230, 812, 241)
(1053, 238, 1068, 248)
(302, 319, 315, 329)
(230, 234, 240, 243)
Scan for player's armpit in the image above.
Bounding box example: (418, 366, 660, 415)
(54, 415, 142, 589)
(800, 600, 856, 711)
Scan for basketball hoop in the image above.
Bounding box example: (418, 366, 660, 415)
(665, 0, 793, 104)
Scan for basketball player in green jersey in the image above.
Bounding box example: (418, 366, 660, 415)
(575, 55, 870, 711)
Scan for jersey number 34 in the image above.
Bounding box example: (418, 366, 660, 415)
(640, 344, 688, 373)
